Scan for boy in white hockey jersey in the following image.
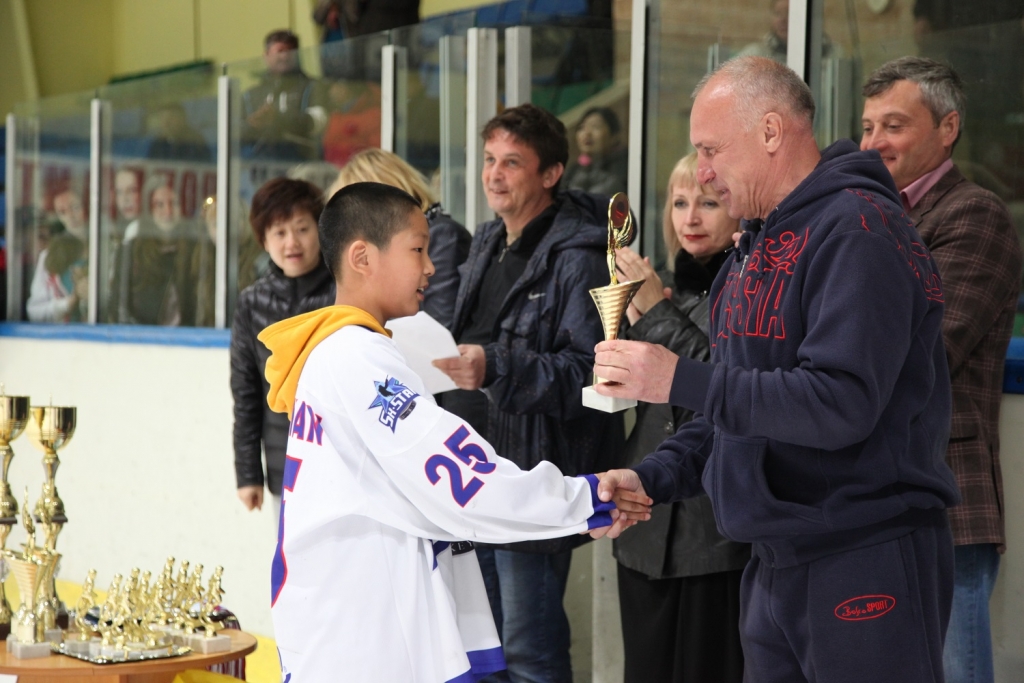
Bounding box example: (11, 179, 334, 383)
(259, 182, 650, 682)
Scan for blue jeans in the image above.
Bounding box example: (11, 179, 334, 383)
(476, 546, 574, 683)
(943, 543, 1000, 683)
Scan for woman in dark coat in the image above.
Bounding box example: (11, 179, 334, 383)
(232, 178, 335, 513)
(612, 152, 749, 683)
(330, 148, 470, 329)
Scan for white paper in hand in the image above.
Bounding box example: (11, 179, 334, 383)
(386, 311, 460, 394)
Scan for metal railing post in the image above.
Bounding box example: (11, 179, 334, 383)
(466, 28, 498, 231)
(215, 75, 232, 329)
(505, 27, 532, 108)
(381, 45, 409, 157)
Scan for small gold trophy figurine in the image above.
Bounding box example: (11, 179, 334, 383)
(75, 569, 98, 641)
(0, 386, 29, 639)
(581, 193, 646, 412)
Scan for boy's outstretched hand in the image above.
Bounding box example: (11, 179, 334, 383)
(589, 469, 652, 539)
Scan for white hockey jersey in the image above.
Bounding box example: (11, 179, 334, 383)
(259, 307, 614, 683)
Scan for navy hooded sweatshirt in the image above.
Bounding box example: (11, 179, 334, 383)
(633, 140, 961, 568)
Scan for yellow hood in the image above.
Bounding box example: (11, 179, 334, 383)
(258, 306, 390, 418)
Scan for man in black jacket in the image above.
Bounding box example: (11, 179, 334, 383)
(435, 104, 621, 683)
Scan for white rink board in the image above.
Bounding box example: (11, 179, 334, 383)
(0, 336, 277, 638)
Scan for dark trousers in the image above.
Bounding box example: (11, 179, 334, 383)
(477, 546, 574, 683)
(741, 522, 954, 683)
(618, 564, 745, 683)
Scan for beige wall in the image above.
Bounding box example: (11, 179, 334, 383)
(23, 0, 115, 97)
(2, 0, 328, 115)
(0, 0, 36, 118)
(111, 0, 196, 75)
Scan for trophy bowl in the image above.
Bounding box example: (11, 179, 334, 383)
(0, 395, 29, 522)
(0, 396, 30, 447)
(26, 406, 76, 455)
(26, 406, 76, 524)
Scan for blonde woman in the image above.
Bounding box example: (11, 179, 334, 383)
(611, 152, 747, 683)
(330, 149, 471, 328)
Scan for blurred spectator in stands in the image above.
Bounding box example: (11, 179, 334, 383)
(115, 169, 141, 227)
(330, 148, 470, 328)
(313, 0, 346, 45)
(561, 107, 627, 197)
(192, 196, 218, 328)
(321, 80, 381, 167)
(232, 178, 334, 515)
(316, 0, 419, 39)
(145, 103, 213, 163)
(242, 30, 327, 162)
(111, 178, 199, 325)
(27, 188, 88, 323)
(738, 0, 837, 62)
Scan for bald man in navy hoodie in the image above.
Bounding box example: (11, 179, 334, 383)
(592, 56, 960, 683)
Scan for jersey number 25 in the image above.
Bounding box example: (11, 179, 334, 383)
(425, 425, 494, 507)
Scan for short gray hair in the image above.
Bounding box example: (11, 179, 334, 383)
(692, 56, 815, 129)
(862, 56, 965, 127)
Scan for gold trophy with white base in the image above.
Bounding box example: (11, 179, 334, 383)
(582, 193, 645, 413)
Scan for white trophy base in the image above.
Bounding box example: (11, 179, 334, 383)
(186, 633, 231, 653)
(7, 635, 52, 659)
(582, 385, 636, 413)
(44, 628, 64, 644)
(64, 638, 93, 655)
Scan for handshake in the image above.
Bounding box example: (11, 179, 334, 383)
(588, 470, 653, 539)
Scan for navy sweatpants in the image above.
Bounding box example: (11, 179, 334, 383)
(740, 521, 954, 683)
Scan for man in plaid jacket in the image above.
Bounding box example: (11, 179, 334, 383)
(862, 56, 1023, 683)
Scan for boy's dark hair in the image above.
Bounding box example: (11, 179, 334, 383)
(482, 103, 569, 174)
(319, 181, 422, 278)
(265, 29, 299, 51)
(249, 177, 325, 247)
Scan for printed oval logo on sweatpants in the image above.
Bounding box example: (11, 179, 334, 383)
(834, 595, 896, 621)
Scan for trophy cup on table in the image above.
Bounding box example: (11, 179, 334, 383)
(581, 193, 646, 413)
(0, 388, 29, 639)
(26, 403, 76, 630)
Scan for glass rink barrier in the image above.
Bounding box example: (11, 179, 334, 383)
(8, 93, 95, 324)
(96, 67, 220, 329)
(3, 9, 1021, 346)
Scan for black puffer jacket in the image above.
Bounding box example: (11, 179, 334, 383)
(613, 249, 750, 578)
(231, 260, 335, 494)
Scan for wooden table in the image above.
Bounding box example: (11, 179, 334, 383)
(0, 630, 257, 682)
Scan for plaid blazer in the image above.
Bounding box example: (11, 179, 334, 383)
(910, 165, 1022, 548)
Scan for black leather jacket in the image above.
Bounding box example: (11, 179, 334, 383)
(613, 249, 750, 578)
(231, 260, 335, 494)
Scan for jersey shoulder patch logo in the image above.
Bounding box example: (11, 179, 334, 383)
(368, 376, 420, 432)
